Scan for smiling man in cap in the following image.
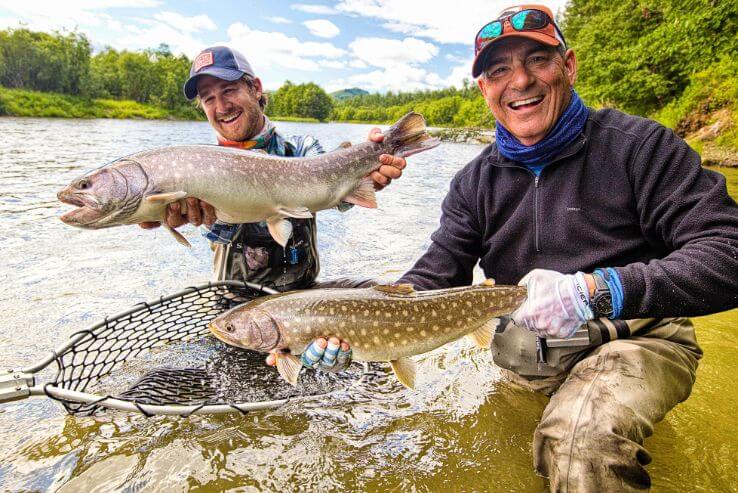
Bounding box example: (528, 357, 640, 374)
(392, 3, 738, 490)
(142, 45, 408, 373)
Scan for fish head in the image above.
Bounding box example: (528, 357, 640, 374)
(209, 306, 281, 352)
(58, 159, 147, 228)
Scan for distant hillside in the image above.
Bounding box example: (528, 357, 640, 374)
(330, 88, 369, 100)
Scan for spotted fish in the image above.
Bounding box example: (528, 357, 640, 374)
(208, 281, 527, 389)
(57, 112, 439, 247)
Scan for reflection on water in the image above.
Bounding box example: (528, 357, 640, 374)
(0, 117, 736, 491)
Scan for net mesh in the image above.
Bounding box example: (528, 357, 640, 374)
(47, 282, 364, 416)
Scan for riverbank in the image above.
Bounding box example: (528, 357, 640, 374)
(0, 87, 202, 120)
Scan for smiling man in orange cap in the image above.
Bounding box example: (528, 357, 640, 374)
(394, 3, 738, 491)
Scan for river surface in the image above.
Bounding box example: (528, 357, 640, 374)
(0, 117, 736, 492)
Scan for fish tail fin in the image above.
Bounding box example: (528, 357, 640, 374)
(384, 112, 440, 158)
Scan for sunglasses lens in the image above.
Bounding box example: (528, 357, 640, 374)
(511, 9, 549, 30)
(478, 21, 503, 40)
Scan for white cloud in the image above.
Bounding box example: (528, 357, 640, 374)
(225, 22, 346, 73)
(266, 16, 292, 24)
(319, 59, 345, 69)
(348, 59, 368, 69)
(153, 11, 216, 33)
(336, 0, 569, 44)
(291, 3, 339, 15)
(349, 37, 438, 69)
(303, 19, 339, 38)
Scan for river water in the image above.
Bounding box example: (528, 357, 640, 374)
(0, 117, 736, 491)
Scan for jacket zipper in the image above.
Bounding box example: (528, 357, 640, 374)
(534, 175, 541, 253)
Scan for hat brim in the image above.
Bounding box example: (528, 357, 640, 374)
(183, 67, 246, 100)
(472, 32, 560, 78)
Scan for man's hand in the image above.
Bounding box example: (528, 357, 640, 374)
(511, 269, 594, 339)
(368, 128, 406, 190)
(266, 337, 352, 372)
(138, 198, 217, 230)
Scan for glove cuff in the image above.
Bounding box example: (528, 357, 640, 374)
(572, 272, 595, 321)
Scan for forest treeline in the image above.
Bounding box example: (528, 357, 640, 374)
(0, 0, 736, 151)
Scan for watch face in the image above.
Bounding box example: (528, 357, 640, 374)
(594, 294, 613, 317)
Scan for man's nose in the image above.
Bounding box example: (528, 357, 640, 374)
(509, 64, 535, 92)
(214, 94, 232, 114)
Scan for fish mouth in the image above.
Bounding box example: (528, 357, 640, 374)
(58, 191, 103, 226)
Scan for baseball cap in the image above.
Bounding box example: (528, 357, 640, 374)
(472, 4, 565, 78)
(183, 46, 256, 100)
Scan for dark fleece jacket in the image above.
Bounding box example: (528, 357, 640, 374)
(400, 108, 738, 319)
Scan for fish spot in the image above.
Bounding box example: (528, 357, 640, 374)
(406, 327, 414, 332)
(446, 314, 453, 320)
(349, 329, 355, 336)
(401, 339, 408, 345)
(340, 321, 346, 328)
(389, 341, 395, 348)
(393, 321, 401, 327)
(432, 325, 439, 331)
(361, 328, 367, 336)
(420, 330, 427, 337)
(373, 336, 380, 344)
(444, 326, 451, 333)
(394, 333, 400, 339)
(383, 328, 389, 335)
(363, 309, 369, 316)
(402, 310, 408, 316)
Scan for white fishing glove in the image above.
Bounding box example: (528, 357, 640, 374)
(511, 269, 594, 339)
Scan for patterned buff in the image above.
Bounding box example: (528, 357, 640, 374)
(216, 115, 276, 149)
(495, 89, 589, 167)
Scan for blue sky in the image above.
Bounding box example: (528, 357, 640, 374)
(0, 0, 568, 93)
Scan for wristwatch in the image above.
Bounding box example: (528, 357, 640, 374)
(590, 272, 613, 318)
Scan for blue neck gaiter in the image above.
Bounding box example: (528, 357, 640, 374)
(495, 90, 589, 168)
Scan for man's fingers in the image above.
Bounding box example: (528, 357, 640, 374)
(300, 338, 327, 369)
(185, 198, 202, 226)
(320, 337, 341, 368)
(165, 202, 187, 229)
(335, 342, 352, 370)
(138, 222, 161, 229)
(266, 353, 276, 366)
(368, 127, 384, 143)
(378, 164, 403, 180)
(201, 202, 217, 227)
(379, 154, 406, 169)
(371, 171, 391, 188)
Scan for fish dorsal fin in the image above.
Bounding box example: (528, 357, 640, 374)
(334, 141, 352, 151)
(343, 177, 377, 209)
(466, 319, 498, 349)
(145, 191, 188, 204)
(389, 357, 416, 389)
(274, 353, 302, 386)
(163, 223, 192, 248)
(373, 283, 415, 295)
(277, 207, 313, 219)
(480, 278, 496, 287)
(266, 217, 293, 247)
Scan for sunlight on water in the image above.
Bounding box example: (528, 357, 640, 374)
(0, 117, 736, 491)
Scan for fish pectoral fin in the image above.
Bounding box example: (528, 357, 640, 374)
(373, 283, 415, 295)
(163, 224, 192, 248)
(275, 353, 302, 386)
(145, 191, 188, 204)
(389, 357, 416, 389)
(343, 177, 377, 209)
(277, 207, 313, 219)
(266, 217, 293, 247)
(466, 319, 498, 349)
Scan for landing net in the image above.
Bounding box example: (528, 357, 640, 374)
(25, 281, 366, 416)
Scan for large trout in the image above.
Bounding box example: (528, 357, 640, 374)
(57, 112, 439, 247)
(209, 281, 527, 389)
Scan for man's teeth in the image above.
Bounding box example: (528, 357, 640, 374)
(510, 96, 544, 108)
(219, 112, 240, 122)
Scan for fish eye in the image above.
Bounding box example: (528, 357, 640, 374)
(225, 324, 235, 333)
(78, 179, 90, 190)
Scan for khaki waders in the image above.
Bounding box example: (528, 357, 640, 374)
(492, 318, 702, 491)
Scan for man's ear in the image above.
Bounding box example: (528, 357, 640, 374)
(477, 76, 489, 98)
(252, 77, 264, 99)
(564, 49, 577, 86)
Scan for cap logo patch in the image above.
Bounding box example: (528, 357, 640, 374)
(194, 52, 214, 72)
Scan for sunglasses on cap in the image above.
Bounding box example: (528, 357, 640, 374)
(474, 8, 566, 56)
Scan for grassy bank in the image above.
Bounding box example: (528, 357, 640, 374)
(0, 87, 203, 120)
